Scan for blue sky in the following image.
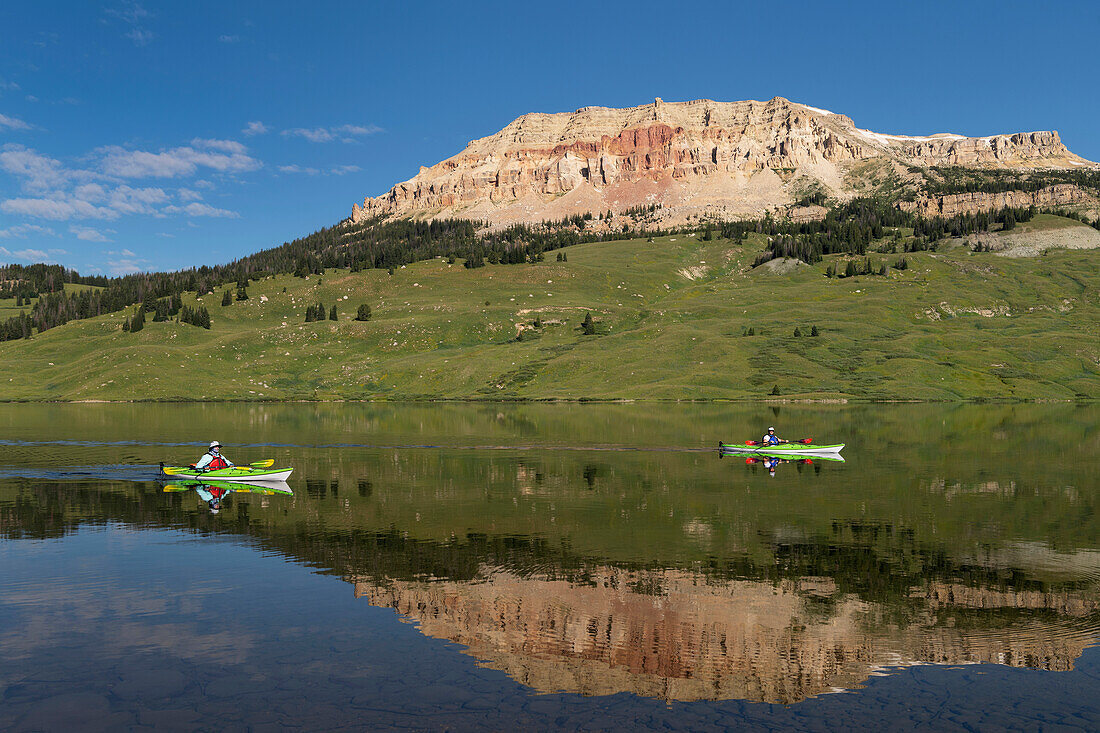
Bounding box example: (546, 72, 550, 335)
(0, 0, 1096, 275)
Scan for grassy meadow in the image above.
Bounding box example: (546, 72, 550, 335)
(1, 220, 1098, 401)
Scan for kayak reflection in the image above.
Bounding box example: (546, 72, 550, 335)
(720, 447, 845, 476)
(162, 479, 293, 514)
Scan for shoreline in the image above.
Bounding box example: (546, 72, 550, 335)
(1, 396, 1091, 405)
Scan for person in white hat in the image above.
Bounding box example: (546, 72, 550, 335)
(194, 441, 235, 471)
(761, 427, 783, 446)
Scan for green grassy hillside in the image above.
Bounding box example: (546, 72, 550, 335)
(1, 222, 1098, 401)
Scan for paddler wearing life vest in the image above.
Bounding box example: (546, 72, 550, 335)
(761, 427, 783, 446)
(194, 441, 235, 471)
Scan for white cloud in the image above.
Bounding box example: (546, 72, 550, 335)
(330, 164, 361, 175)
(105, 185, 168, 215)
(73, 183, 108, 202)
(163, 202, 238, 218)
(338, 125, 382, 136)
(96, 140, 260, 178)
(0, 246, 51, 262)
(1, 196, 118, 221)
(125, 28, 154, 46)
(1, 145, 72, 192)
(191, 138, 247, 154)
(278, 164, 320, 175)
(0, 113, 31, 131)
(105, 2, 154, 46)
(107, 258, 146, 276)
(219, 34, 240, 43)
(242, 121, 268, 136)
(281, 124, 382, 143)
(177, 188, 203, 201)
(70, 225, 114, 242)
(0, 223, 55, 239)
(0, 77, 20, 92)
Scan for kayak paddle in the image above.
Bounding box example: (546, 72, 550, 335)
(161, 459, 274, 475)
(740, 438, 814, 446)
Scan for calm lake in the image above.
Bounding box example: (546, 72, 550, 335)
(1, 403, 1099, 731)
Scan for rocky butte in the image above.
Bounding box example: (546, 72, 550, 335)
(352, 97, 1098, 227)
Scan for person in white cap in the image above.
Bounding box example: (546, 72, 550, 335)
(761, 427, 783, 446)
(194, 441, 235, 471)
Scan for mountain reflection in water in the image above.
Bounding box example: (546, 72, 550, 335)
(1, 403, 1099, 723)
(350, 556, 1100, 704)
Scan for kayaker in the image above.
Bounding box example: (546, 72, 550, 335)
(761, 427, 783, 446)
(194, 441, 234, 471)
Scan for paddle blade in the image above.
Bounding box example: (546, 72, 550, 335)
(162, 466, 188, 475)
(798, 438, 813, 444)
(745, 440, 759, 446)
(250, 459, 275, 468)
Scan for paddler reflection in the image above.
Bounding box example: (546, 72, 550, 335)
(162, 479, 294, 513)
(742, 455, 817, 476)
(195, 483, 230, 513)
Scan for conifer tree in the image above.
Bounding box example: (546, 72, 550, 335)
(355, 304, 372, 321)
(581, 311, 595, 335)
(329, 304, 338, 321)
(222, 290, 232, 306)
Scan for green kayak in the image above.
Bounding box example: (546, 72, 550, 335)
(719, 441, 845, 455)
(161, 465, 294, 482)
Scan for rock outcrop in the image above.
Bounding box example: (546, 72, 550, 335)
(900, 183, 1091, 218)
(352, 97, 1097, 226)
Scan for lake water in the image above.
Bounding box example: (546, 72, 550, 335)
(1, 403, 1099, 731)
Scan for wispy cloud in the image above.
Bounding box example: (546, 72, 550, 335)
(0, 144, 81, 192)
(105, 2, 154, 46)
(1, 196, 118, 221)
(70, 225, 114, 242)
(95, 139, 260, 178)
(278, 164, 320, 175)
(106, 257, 147, 276)
(125, 28, 154, 46)
(0, 246, 53, 262)
(242, 121, 268, 136)
(163, 202, 238, 218)
(279, 164, 361, 176)
(219, 34, 240, 43)
(281, 124, 382, 143)
(0, 113, 32, 131)
(0, 223, 55, 239)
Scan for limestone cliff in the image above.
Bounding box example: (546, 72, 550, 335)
(352, 97, 1097, 226)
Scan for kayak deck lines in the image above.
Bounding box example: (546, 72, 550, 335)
(718, 441, 845, 454)
(160, 464, 294, 482)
